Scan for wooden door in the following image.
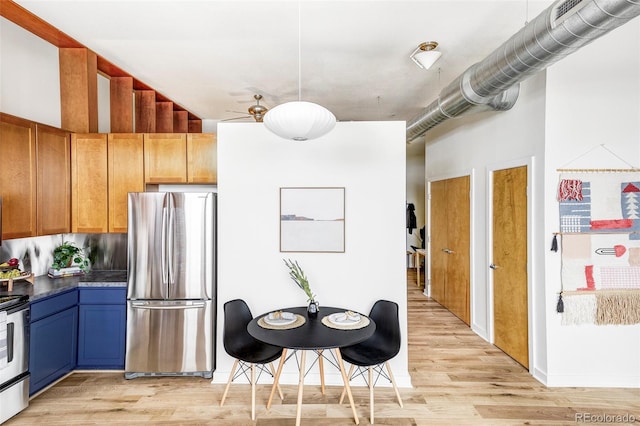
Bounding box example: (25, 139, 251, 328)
(36, 124, 71, 235)
(187, 133, 216, 184)
(430, 180, 447, 304)
(429, 176, 471, 325)
(72, 134, 108, 233)
(144, 133, 187, 183)
(445, 176, 470, 325)
(0, 114, 37, 239)
(108, 134, 144, 233)
(492, 165, 528, 368)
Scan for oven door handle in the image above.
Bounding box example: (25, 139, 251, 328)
(6, 322, 14, 363)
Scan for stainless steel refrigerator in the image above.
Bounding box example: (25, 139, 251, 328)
(125, 192, 216, 379)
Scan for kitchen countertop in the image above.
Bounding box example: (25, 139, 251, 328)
(0, 270, 127, 301)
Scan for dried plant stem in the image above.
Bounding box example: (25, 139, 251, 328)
(283, 258, 315, 302)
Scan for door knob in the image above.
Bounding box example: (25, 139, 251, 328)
(441, 248, 455, 254)
(489, 263, 499, 270)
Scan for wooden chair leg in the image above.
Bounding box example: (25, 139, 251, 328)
(369, 366, 374, 424)
(268, 362, 284, 401)
(220, 359, 239, 406)
(385, 361, 403, 408)
(338, 364, 355, 404)
(251, 363, 256, 420)
(267, 348, 287, 410)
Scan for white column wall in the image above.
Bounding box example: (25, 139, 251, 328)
(214, 121, 411, 387)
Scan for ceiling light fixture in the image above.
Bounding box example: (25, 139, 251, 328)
(263, 2, 336, 141)
(410, 41, 442, 70)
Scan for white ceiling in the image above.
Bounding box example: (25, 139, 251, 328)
(13, 0, 554, 129)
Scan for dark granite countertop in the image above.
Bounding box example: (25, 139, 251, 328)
(0, 270, 127, 301)
(78, 270, 127, 285)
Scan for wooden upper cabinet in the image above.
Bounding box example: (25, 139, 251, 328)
(187, 133, 216, 184)
(71, 134, 108, 233)
(144, 133, 187, 183)
(0, 114, 37, 239)
(36, 124, 71, 235)
(108, 134, 144, 233)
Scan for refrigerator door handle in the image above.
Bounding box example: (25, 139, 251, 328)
(161, 204, 169, 288)
(167, 194, 175, 286)
(130, 301, 207, 310)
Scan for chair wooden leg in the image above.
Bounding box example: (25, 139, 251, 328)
(385, 361, 403, 408)
(268, 362, 284, 401)
(267, 348, 287, 410)
(338, 363, 355, 404)
(251, 363, 256, 420)
(369, 366, 374, 424)
(220, 359, 239, 406)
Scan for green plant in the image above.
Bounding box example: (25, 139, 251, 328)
(51, 241, 89, 271)
(283, 259, 315, 302)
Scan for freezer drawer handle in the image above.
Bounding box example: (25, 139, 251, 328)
(131, 302, 206, 310)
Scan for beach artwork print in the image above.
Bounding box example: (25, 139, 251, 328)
(280, 187, 345, 252)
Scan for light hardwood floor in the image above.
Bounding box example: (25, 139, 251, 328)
(7, 270, 640, 425)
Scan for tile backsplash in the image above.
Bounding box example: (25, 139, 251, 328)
(0, 233, 127, 276)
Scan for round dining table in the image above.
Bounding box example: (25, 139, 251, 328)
(247, 306, 376, 425)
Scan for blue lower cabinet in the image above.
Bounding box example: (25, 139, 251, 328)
(77, 288, 126, 369)
(30, 289, 78, 396)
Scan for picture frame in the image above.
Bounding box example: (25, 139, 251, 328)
(280, 187, 345, 252)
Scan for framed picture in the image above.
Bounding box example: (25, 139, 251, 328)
(280, 187, 345, 252)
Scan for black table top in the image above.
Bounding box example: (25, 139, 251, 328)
(247, 306, 376, 350)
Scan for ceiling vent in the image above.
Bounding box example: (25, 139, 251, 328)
(552, 0, 589, 27)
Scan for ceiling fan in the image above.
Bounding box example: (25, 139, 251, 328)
(222, 94, 268, 122)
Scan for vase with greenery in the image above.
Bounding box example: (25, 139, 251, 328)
(283, 258, 319, 317)
(51, 241, 90, 272)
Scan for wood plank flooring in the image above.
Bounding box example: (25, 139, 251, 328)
(7, 269, 640, 425)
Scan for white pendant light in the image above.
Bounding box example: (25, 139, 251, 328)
(264, 1, 336, 141)
(264, 101, 336, 141)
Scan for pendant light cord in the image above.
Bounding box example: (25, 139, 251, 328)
(298, 0, 302, 101)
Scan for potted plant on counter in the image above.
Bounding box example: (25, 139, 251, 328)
(49, 241, 90, 278)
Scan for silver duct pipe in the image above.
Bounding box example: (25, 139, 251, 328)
(406, 0, 640, 142)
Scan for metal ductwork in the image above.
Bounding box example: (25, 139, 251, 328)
(406, 0, 640, 142)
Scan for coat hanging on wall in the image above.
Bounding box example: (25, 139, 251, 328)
(406, 203, 417, 234)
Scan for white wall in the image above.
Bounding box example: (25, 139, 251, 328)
(97, 74, 111, 133)
(214, 121, 411, 387)
(0, 17, 60, 126)
(543, 20, 640, 387)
